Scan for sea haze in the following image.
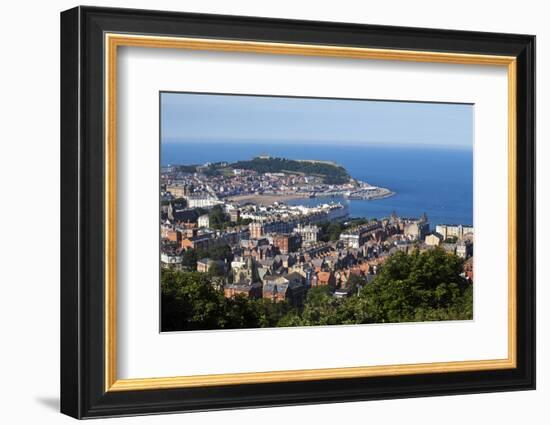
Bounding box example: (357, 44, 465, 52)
(161, 142, 473, 227)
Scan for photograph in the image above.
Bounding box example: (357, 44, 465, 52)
(159, 92, 475, 332)
(57, 4, 536, 419)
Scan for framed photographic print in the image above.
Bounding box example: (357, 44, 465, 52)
(60, 6, 536, 419)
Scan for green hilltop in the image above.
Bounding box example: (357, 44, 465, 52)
(229, 156, 351, 184)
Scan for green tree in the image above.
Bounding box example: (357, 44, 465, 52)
(346, 273, 365, 295)
(221, 294, 260, 329)
(277, 311, 303, 327)
(229, 157, 350, 184)
(208, 205, 228, 229)
(197, 244, 233, 262)
(207, 261, 225, 277)
(317, 218, 371, 242)
(255, 299, 292, 327)
(181, 249, 198, 269)
(298, 286, 344, 326)
(357, 248, 470, 323)
(318, 222, 345, 242)
(161, 248, 473, 332)
(172, 197, 187, 207)
(161, 269, 226, 331)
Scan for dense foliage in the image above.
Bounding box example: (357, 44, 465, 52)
(208, 205, 227, 229)
(181, 244, 234, 269)
(175, 164, 199, 173)
(351, 249, 472, 323)
(206, 205, 253, 230)
(161, 270, 293, 331)
(317, 218, 371, 242)
(161, 248, 472, 331)
(229, 157, 351, 184)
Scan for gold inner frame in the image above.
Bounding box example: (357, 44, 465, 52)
(104, 33, 518, 392)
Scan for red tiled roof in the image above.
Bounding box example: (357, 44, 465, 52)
(317, 271, 332, 283)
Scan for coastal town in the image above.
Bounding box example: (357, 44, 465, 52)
(160, 156, 474, 307)
(161, 155, 394, 207)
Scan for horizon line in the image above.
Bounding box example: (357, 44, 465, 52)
(161, 138, 473, 151)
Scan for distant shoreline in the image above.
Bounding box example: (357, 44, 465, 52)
(162, 143, 472, 225)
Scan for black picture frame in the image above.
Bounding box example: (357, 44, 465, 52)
(60, 5, 535, 419)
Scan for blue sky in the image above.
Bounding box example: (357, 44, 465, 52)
(161, 92, 473, 150)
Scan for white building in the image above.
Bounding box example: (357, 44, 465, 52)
(198, 214, 210, 228)
(404, 221, 429, 241)
(339, 232, 360, 249)
(294, 224, 319, 245)
(435, 224, 474, 240)
(186, 195, 222, 209)
(425, 233, 443, 246)
(160, 252, 183, 268)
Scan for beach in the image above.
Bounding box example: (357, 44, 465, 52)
(227, 193, 310, 205)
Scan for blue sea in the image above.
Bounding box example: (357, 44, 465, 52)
(162, 142, 473, 226)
